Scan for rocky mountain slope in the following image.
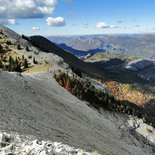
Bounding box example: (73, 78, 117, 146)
(0, 25, 155, 154)
(0, 70, 154, 155)
(0, 131, 92, 155)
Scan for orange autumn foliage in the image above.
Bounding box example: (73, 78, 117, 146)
(105, 81, 155, 106)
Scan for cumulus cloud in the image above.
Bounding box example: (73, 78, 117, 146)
(110, 25, 119, 28)
(0, 0, 57, 19)
(8, 19, 17, 25)
(46, 17, 65, 27)
(96, 22, 110, 29)
(32, 26, 40, 30)
(96, 22, 119, 29)
(0, 18, 17, 25)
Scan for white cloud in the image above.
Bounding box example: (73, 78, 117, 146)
(44, 0, 57, 6)
(0, 0, 57, 19)
(96, 22, 110, 29)
(96, 22, 119, 29)
(46, 17, 65, 27)
(0, 18, 17, 25)
(8, 19, 17, 25)
(32, 26, 40, 30)
(110, 25, 119, 28)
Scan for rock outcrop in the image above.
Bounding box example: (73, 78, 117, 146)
(0, 132, 91, 155)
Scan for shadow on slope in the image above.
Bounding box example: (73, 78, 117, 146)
(58, 43, 105, 57)
(22, 35, 152, 85)
(93, 59, 150, 85)
(22, 35, 105, 79)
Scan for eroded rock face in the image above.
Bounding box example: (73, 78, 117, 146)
(128, 117, 155, 144)
(0, 132, 91, 155)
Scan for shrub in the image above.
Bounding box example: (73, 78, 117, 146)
(25, 46, 29, 51)
(9, 56, 14, 65)
(6, 40, 12, 45)
(22, 55, 24, 60)
(33, 57, 38, 64)
(0, 44, 3, 53)
(24, 59, 28, 68)
(28, 55, 32, 59)
(17, 44, 21, 50)
(0, 60, 3, 68)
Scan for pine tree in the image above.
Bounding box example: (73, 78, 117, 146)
(64, 79, 71, 92)
(17, 44, 21, 50)
(16, 62, 21, 72)
(33, 57, 37, 64)
(0, 44, 3, 53)
(9, 56, 14, 65)
(25, 46, 29, 51)
(0, 60, 2, 68)
(24, 59, 28, 68)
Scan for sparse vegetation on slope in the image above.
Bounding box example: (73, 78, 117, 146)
(0, 53, 28, 72)
(54, 70, 151, 124)
(0, 29, 53, 74)
(0, 30, 24, 72)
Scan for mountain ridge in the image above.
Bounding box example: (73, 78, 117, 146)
(48, 34, 155, 59)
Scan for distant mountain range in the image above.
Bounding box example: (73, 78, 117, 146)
(27, 35, 153, 84)
(58, 43, 105, 57)
(86, 52, 155, 82)
(48, 34, 155, 59)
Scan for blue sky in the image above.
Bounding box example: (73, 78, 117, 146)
(1, 0, 155, 36)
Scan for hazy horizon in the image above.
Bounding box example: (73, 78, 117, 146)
(1, 0, 155, 36)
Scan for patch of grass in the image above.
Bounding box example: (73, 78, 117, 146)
(5, 51, 21, 60)
(145, 128, 153, 134)
(23, 63, 52, 73)
(91, 151, 100, 155)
